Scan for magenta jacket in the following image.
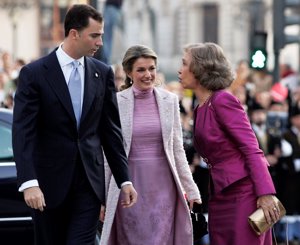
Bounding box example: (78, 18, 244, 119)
(193, 90, 275, 196)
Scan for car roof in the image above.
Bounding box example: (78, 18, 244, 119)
(0, 108, 13, 124)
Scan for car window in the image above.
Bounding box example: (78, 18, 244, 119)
(0, 121, 13, 161)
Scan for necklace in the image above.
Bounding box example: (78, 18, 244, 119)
(200, 92, 213, 107)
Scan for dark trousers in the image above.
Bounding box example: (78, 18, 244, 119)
(32, 156, 100, 245)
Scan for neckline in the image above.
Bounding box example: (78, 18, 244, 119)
(132, 85, 154, 99)
(199, 92, 213, 108)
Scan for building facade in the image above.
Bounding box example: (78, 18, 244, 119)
(0, 0, 298, 78)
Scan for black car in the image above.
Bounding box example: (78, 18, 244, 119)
(0, 108, 34, 244)
(0, 108, 101, 244)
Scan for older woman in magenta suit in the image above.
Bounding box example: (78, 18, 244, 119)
(100, 45, 201, 245)
(178, 42, 281, 245)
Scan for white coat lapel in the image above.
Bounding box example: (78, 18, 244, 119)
(154, 87, 172, 147)
(117, 88, 134, 155)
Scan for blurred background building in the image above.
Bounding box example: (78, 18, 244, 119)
(0, 0, 299, 80)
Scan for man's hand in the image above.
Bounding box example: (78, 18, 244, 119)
(120, 184, 137, 208)
(99, 205, 105, 222)
(23, 186, 46, 212)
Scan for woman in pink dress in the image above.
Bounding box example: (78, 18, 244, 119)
(178, 42, 281, 245)
(100, 45, 201, 245)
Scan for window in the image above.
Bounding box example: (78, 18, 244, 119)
(203, 4, 219, 43)
(0, 122, 13, 161)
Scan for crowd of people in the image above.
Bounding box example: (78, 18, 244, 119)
(2, 3, 300, 245)
(0, 52, 25, 109)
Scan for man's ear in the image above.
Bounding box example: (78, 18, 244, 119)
(69, 29, 80, 40)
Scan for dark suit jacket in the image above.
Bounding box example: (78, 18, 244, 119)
(283, 129, 300, 173)
(12, 50, 130, 208)
(281, 129, 300, 213)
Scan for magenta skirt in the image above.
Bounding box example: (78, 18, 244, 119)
(208, 177, 272, 245)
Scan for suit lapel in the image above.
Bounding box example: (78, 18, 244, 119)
(44, 53, 102, 127)
(80, 57, 102, 124)
(154, 88, 172, 147)
(118, 88, 134, 155)
(44, 51, 75, 121)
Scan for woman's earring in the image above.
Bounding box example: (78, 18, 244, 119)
(130, 79, 133, 84)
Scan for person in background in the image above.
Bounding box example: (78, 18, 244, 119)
(178, 42, 280, 245)
(12, 4, 137, 245)
(102, 0, 123, 64)
(100, 44, 201, 245)
(0, 71, 6, 104)
(280, 63, 300, 91)
(229, 59, 250, 94)
(1, 52, 13, 78)
(112, 63, 126, 90)
(249, 101, 292, 203)
(281, 105, 300, 243)
(1, 93, 14, 109)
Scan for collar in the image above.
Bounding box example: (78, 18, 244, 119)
(56, 43, 85, 67)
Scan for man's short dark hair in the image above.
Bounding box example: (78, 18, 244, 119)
(64, 4, 103, 37)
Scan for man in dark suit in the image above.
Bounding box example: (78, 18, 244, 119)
(282, 105, 300, 214)
(12, 4, 137, 245)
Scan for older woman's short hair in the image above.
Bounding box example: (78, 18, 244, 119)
(184, 42, 234, 91)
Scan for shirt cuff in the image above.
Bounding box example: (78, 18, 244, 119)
(121, 181, 132, 187)
(18, 180, 39, 192)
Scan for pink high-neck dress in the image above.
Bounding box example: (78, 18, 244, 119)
(110, 86, 177, 245)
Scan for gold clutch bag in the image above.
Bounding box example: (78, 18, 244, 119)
(248, 198, 286, 235)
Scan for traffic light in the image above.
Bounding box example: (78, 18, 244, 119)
(273, 0, 300, 51)
(250, 32, 267, 70)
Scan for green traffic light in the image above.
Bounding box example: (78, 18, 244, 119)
(251, 50, 267, 69)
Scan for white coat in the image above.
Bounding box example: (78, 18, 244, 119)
(100, 86, 201, 245)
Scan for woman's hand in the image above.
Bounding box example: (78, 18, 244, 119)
(256, 195, 281, 224)
(99, 205, 106, 222)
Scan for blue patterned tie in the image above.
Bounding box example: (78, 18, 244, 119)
(68, 61, 82, 128)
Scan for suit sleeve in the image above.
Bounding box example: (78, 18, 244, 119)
(172, 95, 201, 201)
(12, 65, 40, 187)
(98, 67, 130, 188)
(213, 92, 275, 196)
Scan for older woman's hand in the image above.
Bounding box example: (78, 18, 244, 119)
(256, 195, 281, 224)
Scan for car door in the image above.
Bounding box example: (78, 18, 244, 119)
(0, 111, 34, 244)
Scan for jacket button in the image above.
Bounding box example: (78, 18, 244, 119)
(207, 164, 212, 169)
(203, 158, 208, 163)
